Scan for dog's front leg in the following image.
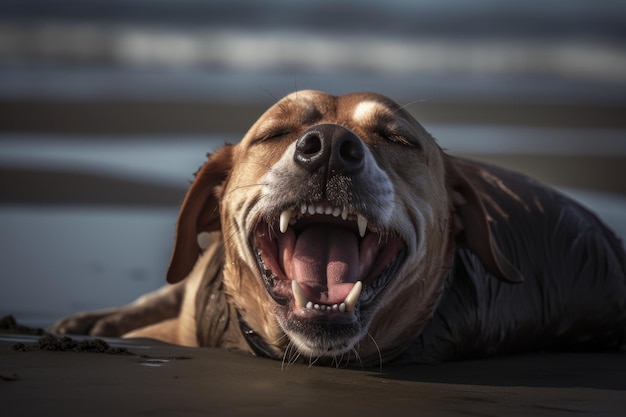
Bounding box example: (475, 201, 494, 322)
(50, 282, 184, 338)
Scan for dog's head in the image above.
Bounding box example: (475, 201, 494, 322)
(166, 91, 522, 365)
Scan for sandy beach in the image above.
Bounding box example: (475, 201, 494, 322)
(1, 330, 625, 417)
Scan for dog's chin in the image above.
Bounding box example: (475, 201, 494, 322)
(277, 312, 364, 357)
(249, 200, 406, 359)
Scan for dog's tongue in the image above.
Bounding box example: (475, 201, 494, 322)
(292, 225, 359, 304)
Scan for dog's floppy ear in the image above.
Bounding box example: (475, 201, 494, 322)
(166, 145, 234, 284)
(445, 156, 524, 284)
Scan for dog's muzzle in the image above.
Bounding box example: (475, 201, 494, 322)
(249, 124, 406, 356)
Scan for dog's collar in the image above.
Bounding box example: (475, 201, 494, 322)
(237, 312, 278, 359)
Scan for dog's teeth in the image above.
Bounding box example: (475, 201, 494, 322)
(332, 207, 341, 217)
(341, 207, 348, 220)
(308, 204, 316, 215)
(324, 206, 333, 215)
(357, 214, 367, 238)
(315, 204, 324, 214)
(279, 209, 292, 233)
(291, 274, 361, 314)
(300, 203, 307, 214)
(291, 280, 310, 309)
(343, 281, 362, 312)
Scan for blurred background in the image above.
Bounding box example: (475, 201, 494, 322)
(1, 0, 625, 328)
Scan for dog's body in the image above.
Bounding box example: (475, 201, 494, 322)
(52, 91, 626, 366)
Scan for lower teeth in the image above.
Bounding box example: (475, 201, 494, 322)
(306, 301, 346, 313)
(292, 280, 361, 313)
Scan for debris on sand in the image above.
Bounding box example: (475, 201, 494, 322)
(10, 334, 131, 355)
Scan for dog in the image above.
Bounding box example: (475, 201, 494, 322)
(52, 90, 626, 366)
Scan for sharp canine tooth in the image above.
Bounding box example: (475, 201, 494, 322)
(343, 281, 362, 312)
(279, 209, 292, 233)
(291, 281, 309, 309)
(357, 214, 367, 237)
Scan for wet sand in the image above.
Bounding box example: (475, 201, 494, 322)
(1, 333, 625, 417)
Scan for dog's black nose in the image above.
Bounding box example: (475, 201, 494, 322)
(294, 124, 365, 176)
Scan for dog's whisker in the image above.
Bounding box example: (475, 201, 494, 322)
(288, 344, 299, 367)
(308, 355, 321, 368)
(366, 332, 383, 373)
(289, 349, 301, 367)
(274, 333, 290, 344)
(281, 348, 291, 371)
(222, 183, 267, 200)
(332, 352, 344, 369)
(219, 226, 240, 249)
(348, 341, 365, 370)
(343, 351, 351, 368)
(281, 345, 289, 370)
(396, 99, 425, 113)
(351, 347, 365, 371)
(261, 87, 280, 104)
(237, 161, 274, 171)
(337, 354, 343, 369)
(281, 341, 300, 371)
(289, 343, 299, 364)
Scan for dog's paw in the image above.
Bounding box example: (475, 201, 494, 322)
(50, 311, 123, 337)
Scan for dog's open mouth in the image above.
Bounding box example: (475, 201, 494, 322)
(251, 200, 405, 320)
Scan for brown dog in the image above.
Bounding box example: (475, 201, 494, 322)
(52, 91, 626, 366)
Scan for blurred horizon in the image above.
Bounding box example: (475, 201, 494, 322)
(0, 0, 625, 104)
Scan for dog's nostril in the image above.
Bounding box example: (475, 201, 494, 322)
(339, 138, 364, 165)
(296, 132, 322, 156)
(329, 134, 364, 174)
(294, 130, 328, 173)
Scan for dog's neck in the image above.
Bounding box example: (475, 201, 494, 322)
(236, 312, 280, 359)
(193, 251, 280, 358)
(193, 238, 253, 354)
